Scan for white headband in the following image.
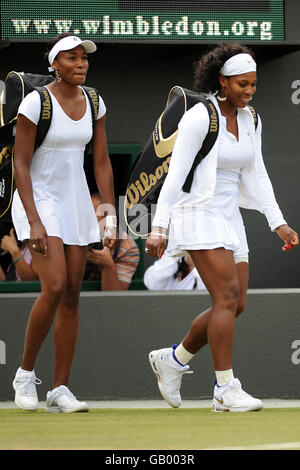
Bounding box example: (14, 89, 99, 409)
(48, 36, 97, 72)
(220, 53, 256, 76)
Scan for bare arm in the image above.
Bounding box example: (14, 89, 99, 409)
(14, 114, 47, 255)
(86, 247, 129, 290)
(0, 229, 38, 281)
(92, 114, 117, 247)
(13, 255, 39, 281)
(0, 266, 5, 281)
(101, 263, 129, 291)
(92, 114, 115, 207)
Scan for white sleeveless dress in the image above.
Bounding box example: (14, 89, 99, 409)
(12, 87, 106, 246)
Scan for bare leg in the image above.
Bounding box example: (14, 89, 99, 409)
(21, 237, 66, 371)
(181, 248, 245, 371)
(53, 244, 88, 388)
(182, 260, 248, 353)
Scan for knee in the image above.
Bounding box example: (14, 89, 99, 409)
(236, 297, 247, 317)
(216, 282, 240, 312)
(62, 284, 81, 309)
(42, 278, 66, 303)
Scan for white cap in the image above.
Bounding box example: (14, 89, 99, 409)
(220, 53, 256, 77)
(48, 35, 97, 71)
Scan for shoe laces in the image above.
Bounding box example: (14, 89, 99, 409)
(165, 363, 193, 391)
(17, 375, 42, 396)
(55, 385, 78, 401)
(225, 379, 251, 400)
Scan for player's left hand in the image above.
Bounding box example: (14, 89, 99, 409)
(275, 224, 299, 252)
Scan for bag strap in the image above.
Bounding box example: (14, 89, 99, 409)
(181, 101, 258, 193)
(81, 86, 99, 128)
(35, 86, 52, 149)
(32, 86, 99, 153)
(247, 105, 258, 130)
(34, 86, 100, 149)
(182, 98, 219, 193)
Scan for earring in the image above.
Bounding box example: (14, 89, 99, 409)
(55, 69, 62, 84)
(216, 88, 227, 102)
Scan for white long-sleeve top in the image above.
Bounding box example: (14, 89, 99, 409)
(144, 253, 207, 291)
(152, 94, 286, 232)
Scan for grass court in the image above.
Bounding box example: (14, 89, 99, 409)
(0, 407, 300, 450)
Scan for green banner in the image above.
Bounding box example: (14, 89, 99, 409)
(0, 0, 284, 42)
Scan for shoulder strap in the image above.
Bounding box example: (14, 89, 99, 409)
(34, 86, 99, 149)
(81, 86, 99, 126)
(182, 98, 219, 193)
(35, 86, 52, 149)
(247, 105, 258, 130)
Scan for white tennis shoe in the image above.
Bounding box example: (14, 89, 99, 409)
(212, 378, 264, 412)
(13, 367, 41, 411)
(46, 385, 89, 413)
(149, 346, 192, 408)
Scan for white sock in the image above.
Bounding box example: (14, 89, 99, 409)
(215, 369, 234, 386)
(19, 367, 34, 374)
(173, 343, 194, 366)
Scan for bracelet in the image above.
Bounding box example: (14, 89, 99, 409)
(151, 232, 168, 238)
(106, 215, 117, 228)
(13, 255, 23, 264)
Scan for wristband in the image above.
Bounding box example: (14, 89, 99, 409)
(13, 255, 23, 264)
(106, 215, 117, 228)
(151, 232, 167, 238)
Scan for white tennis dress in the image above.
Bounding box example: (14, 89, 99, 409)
(168, 112, 253, 258)
(12, 87, 106, 246)
(152, 95, 286, 259)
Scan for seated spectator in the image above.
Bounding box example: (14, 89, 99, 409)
(144, 252, 207, 291)
(0, 228, 38, 281)
(83, 193, 140, 290)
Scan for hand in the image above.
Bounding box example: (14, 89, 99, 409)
(30, 220, 48, 256)
(275, 224, 299, 252)
(0, 228, 19, 257)
(103, 229, 118, 250)
(103, 215, 118, 250)
(145, 227, 167, 258)
(86, 246, 114, 267)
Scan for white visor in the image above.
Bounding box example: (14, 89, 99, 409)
(48, 36, 97, 71)
(220, 53, 256, 77)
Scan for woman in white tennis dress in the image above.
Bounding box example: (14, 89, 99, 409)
(12, 83, 106, 245)
(11, 34, 117, 413)
(146, 43, 298, 412)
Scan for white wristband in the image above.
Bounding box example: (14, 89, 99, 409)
(151, 232, 167, 238)
(106, 215, 117, 228)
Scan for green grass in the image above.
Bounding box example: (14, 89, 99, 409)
(0, 408, 300, 450)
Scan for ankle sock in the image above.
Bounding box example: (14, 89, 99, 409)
(19, 367, 34, 374)
(215, 369, 234, 386)
(173, 343, 194, 366)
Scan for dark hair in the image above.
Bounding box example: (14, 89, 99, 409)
(174, 258, 190, 281)
(193, 42, 255, 94)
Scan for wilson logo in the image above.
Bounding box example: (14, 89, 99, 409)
(0, 177, 5, 198)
